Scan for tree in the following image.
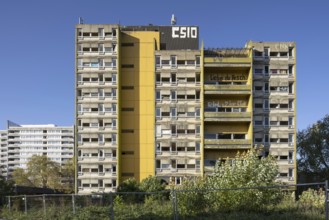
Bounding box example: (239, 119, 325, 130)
(297, 114, 329, 181)
(12, 155, 62, 190)
(176, 148, 281, 214)
(61, 158, 75, 193)
(0, 171, 14, 197)
(139, 176, 166, 192)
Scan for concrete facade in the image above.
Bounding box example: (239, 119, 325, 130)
(75, 23, 297, 194)
(249, 41, 297, 182)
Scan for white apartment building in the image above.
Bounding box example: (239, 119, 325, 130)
(0, 121, 74, 178)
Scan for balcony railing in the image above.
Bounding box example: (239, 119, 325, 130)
(204, 134, 251, 149)
(204, 108, 251, 121)
(204, 83, 251, 93)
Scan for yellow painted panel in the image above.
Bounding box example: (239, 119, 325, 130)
(121, 158, 135, 171)
(121, 91, 136, 101)
(204, 123, 249, 133)
(120, 31, 158, 182)
(121, 134, 136, 144)
(121, 116, 135, 129)
(121, 75, 135, 85)
(120, 100, 135, 108)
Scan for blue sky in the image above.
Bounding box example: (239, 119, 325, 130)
(0, 0, 328, 130)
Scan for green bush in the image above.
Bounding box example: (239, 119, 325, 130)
(175, 149, 282, 215)
(298, 188, 325, 210)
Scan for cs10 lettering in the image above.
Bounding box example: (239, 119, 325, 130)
(172, 27, 197, 39)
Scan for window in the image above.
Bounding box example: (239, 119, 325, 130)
(289, 83, 294, 94)
(175, 177, 181, 185)
(170, 108, 177, 118)
(264, 48, 269, 57)
(156, 160, 161, 169)
(196, 91, 200, 100)
(264, 83, 269, 93)
(156, 108, 161, 118)
(156, 125, 162, 137)
(196, 160, 200, 169)
(112, 104, 117, 112)
(196, 142, 200, 153)
(78, 59, 82, 67)
(121, 64, 134, 68)
(170, 142, 177, 152)
(77, 28, 82, 37)
(156, 73, 161, 84)
(98, 43, 104, 52)
(280, 52, 288, 57)
(254, 137, 262, 143)
(264, 134, 269, 143)
(255, 86, 263, 91)
(121, 43, 134, 47)
(121, 129, 134, 133)
(255, 69, 263, 74)
(196, 125, 200, 135)
(171, 125, 177, 136)
(288, 65, 293, 75)
(288, 168, 294, 179)
(264, 117, 269, 126)
(98, 134, 104, 143)
(288, 117, 294, 128)
(264, 66, 269, 75)
(196, 108, 200, 118)
(156, 91, 161, 100)
(156, 56, 161, 67)
(289, 100, 294, 110)
(255, 121, 263, 126)
(196, 56, 200, 66)
(121, 107, 134, 112)
(196, 73, 200, 83)
(289, 47, 294, 57)
(122, 86, 134, 90)
(264, 99, 269, 109)
(254, 103, 263, 108)
(98, 28, 104, 37)
(171, 73, 176, 84)
(170, 56, 177, 67)
(170, 90, 177, 100)
(254, 51, 262, 57)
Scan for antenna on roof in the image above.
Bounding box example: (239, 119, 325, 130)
(79, 17, 84, 24)
(171, 14, 176, 25)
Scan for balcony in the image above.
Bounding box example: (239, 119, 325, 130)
(204, 48, 251, 67)
(204, 109, 251, 122)
(204, 83, 251, 95)
(204, 134, 251, 149)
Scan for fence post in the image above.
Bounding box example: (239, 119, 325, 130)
(325, 180, 328, 220)
(24, 195, 27, 214)
(7, 196, 11, 213)
(109, 192, 114, 220)
(43, 194, 46, 216)
(72, 194, 76, 214)
(172, 189, 178, 220)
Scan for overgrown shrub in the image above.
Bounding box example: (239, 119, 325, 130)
(298, 188, 325, 210)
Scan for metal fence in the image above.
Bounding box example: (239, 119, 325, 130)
(4, 182, 329, 220)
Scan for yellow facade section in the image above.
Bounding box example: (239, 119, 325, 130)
(203, 48, 253, 168)
(120, 31, 159, 182)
